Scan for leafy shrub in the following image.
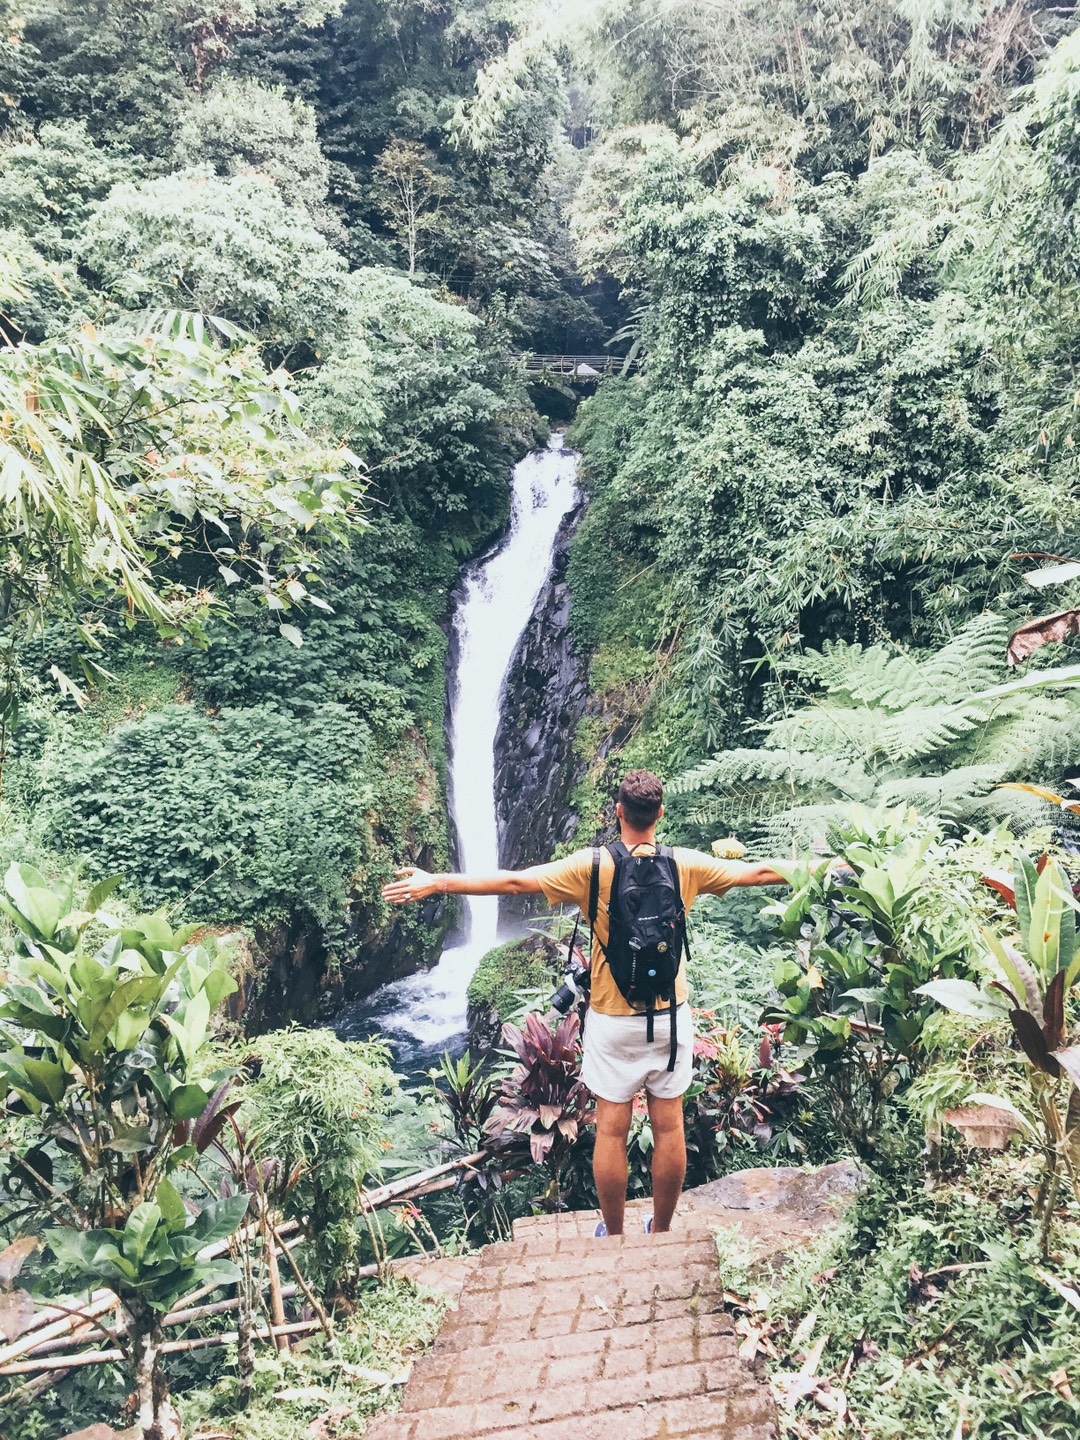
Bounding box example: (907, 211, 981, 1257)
(487, 1012, 594, 1206)
(466, 934, 561, 1027)
(80, 171, 351, 358)
(35, 702, 377, 929)
(237, 1025, 398, 1292)
(763, 806, 982, 1155)
(671, 616, 1080, 849)
(185, 518, 451, 728)
(725, 1165, 1080, 1440)
(0, 860, 245, 1438)
(685, 1017, 806, 1164)
(918, 850, 1080, 1250)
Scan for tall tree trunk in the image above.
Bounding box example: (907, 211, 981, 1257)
(126, 1302, 182, 1440)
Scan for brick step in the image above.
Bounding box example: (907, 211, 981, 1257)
(402, 1314, 739, 1410)
(367, 1363, 769, 1440)
(467, 1233, 720, 1291)
(487, 1222, 717, 1262)
(434, 1288, 724, 1353)
(511, 1200, 658, 1241)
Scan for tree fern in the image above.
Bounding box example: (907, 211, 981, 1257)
(876, 765, 1005, 820)
(670, 747, 873, 801)
(673, 614, 1080, 847)
(876, 701, 991, 762)
(912, 614, 1007, 701)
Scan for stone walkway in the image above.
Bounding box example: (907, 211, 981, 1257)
(366, 1205, 778, 1440)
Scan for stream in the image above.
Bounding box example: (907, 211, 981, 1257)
(333, 432, 581, 1071)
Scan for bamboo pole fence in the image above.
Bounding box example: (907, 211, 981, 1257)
(0, 1147, 495, 1385)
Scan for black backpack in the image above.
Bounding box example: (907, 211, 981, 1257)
(587, 840, 689, 1071)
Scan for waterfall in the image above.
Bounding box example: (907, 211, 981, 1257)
(334, 432, 580, 1065)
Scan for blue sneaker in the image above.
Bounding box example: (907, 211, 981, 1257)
(594, 1220, 608, 1238)
(643, 1215, 653, 1234)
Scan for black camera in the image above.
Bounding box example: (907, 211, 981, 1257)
(549, 948, 591, 1016)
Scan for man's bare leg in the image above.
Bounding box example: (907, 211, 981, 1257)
(593, 1097, 632, 1235)
(646, 1093, 686, 1233)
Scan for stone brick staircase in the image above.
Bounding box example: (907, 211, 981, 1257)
(366, 1202, 778, 1440)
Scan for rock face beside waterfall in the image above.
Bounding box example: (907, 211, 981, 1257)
(494, 499, 588, 882)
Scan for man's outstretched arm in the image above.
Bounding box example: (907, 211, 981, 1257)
(382, 865, 545, 905)
(721, 857, 851, 889)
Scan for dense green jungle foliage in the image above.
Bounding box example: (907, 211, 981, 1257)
(0, 0, 611, 1013)
(4, 3, 1080, 1439)
(554, 0, 1080, 843)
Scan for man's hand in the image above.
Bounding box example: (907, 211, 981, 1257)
(383, 866, 440, 905)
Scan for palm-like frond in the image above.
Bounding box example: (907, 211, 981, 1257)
(673, 614, 1078, 844)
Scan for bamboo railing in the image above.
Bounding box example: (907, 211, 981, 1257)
(0, 1147, 493, 1384)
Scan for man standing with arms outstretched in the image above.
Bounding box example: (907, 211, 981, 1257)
(382, 769, 796, 1238)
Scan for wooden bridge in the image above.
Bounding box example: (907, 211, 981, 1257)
(524, 353, 639, 380)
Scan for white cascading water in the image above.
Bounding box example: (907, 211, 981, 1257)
(334, 432, 580, 1064)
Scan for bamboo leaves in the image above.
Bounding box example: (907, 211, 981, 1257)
(0, 303, 366, 737)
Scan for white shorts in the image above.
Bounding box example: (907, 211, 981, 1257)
(580, 1004, 694, 1103)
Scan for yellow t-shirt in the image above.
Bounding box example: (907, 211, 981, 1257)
(530, 844, 750, 1016)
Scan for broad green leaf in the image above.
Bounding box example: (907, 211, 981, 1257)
(201, 968, 237, 1010)
(913, 979, 1009, 1019)
(279, 622, 303, 647)
(1014, 852, 1039, 948)
(22, 1057, 67, 1104)
(124, 1203, 162, 1262)
(1028, 861, 1069, 982)
(168, 1082, 212, 1121)
(5, 862, 51, 912)
(89, 975, 164, 1055)
(111, 1006, 152, 1051)
(156, 1177, 187, 1230)
(85, 875, 124, 913)
(11, 886, 60, 941)
(181, 987, 210, 1058)
(839, 986, 888, 1007)
(979, 928, 1038, 1014)
(191, 1258, 240, 1291)
(190, 1193, 249, 1248)
(858, 867, 895, 918)
(21, 952, 67, 994)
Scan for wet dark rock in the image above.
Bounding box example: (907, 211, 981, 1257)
(240, 872, 450, 1033)
(494, 500, 588, 919)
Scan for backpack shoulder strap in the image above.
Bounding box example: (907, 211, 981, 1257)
(659, 842, 692, 960)
(658, 843, 684, 904)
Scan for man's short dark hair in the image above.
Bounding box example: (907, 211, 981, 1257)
(618, 769, 663, 829)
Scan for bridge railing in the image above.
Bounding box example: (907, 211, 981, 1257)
(524, 353, 638, 377)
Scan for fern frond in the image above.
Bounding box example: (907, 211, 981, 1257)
(791, 639, 917, 708)
(751, 803, 857, 853)
(671, 747, 874, 804)
(876, 764, 1004, 819)
(913, 614, 1008, 701)
(967, 787, 1056, 830)
(789, 615, 1008, 714)
(875, 701, 991, 762)
(766, 704, 892, 763)
(984, 696, 1080, 776)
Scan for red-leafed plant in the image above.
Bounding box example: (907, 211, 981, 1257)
(486, 1012, 594, 1207)
(685, 1015, 806, 1168)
